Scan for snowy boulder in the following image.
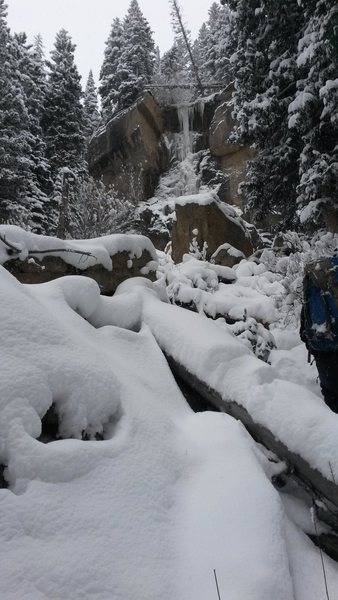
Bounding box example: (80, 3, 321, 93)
(0, 225, 158, 295)
(171, 192, 254, 263)
(211, 242, 246, 268)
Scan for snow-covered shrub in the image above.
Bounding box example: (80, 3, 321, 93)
(72, 177, 137, 238)
(188, 229, 208, 260)
(223, 316, 276, 362)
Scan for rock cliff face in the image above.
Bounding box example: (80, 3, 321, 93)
(88, 92, 169, 201)
(88, 90, 256, 257)
(88, 90, 253, 212)
(208, 95, 255, 210)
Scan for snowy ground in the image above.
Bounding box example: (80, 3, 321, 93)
(1, 235, 338, 599)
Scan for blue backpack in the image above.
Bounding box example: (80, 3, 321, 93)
(303, 256, 338, 353)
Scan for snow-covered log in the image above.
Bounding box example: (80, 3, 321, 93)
(137, 282, 338, 520)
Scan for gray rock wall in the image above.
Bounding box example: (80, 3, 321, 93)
(88, 92, 169, 202)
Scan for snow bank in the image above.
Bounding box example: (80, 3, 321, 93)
(0, 268, 122, 486)
(0, 224, 157, 271)
(175, 412, 294, 600)
(136, 281, 338, 481)
(0, 269, 185, 598)
(0, 268, 313, 600)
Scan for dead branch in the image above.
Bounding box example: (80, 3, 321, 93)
(29, 248, 94, 259)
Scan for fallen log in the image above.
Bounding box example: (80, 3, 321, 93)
(166, 354, 338, 523)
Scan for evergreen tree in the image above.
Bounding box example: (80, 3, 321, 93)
(228, 0, 305, 226)
(212, 3, 233, 84)
(294, 0, 338, 225)
(221, 0, 338, 229)
(84, 70, 100, 139)
(193, 23, 210, 83)
(42, 29, 85, 179)
(194, 4, 232, 87)
(13, 32, 52, 231)
(29, 35, 52, 196)
(116, 0, 155, 109)
(99, 17, 124, 121)
(154, 45, 161, 76)
(0, 2, 37, 227)
(203, 3, 221, 81)
(157, 39, 193, 104)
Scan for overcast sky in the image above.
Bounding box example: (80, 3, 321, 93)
(6, 0, 210, 86)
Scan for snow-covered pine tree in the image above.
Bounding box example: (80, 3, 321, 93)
(30, 34, 52, 195)
(99, 17, 124, 121)
(155, 39, 194, 104)
(193, 23, 210, 84)
(294, 0, 338, 227)
(116, 0, 155, 110)
(13, 32, 52, 232)
(228, 0, 304, 227)
(42, 29, 85, 179)
(0, 1, 35, 226)
(203, 3, 221, 82)
(194, 3, 232, 89)
(41, 29, 85, 236)
(212, 3, 233, 84)
(84, 70, 101, 140)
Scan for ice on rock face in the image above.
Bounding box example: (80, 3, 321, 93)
(177, 104, 194, 160)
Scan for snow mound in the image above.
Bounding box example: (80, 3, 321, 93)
(1, 269, 338, 598)
(0, 267, 122, 488)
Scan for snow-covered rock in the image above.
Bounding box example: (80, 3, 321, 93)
(171, 191, 254, 263)
(0, 225, 158, 294)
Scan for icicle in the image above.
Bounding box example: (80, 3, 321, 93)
(177, 104, 194, 160)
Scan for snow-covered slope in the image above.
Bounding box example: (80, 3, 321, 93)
(1, 268, 338, 599)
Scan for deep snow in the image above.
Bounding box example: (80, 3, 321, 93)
(1, 266, 338, 599)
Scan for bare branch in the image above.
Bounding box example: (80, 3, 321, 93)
(0, 233, 22, 255)
(29, 248, 95, 259)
